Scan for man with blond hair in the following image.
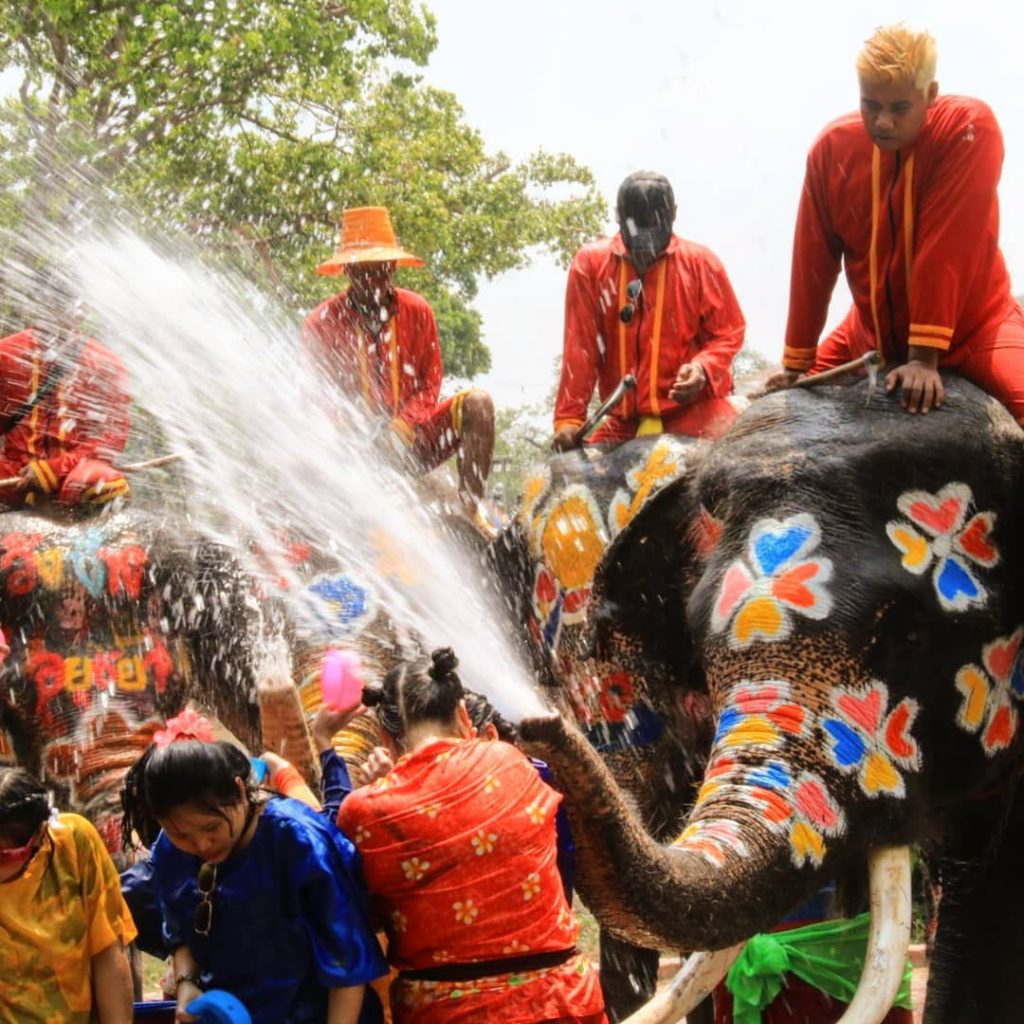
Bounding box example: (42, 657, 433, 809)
(768, 24, 1024, 421)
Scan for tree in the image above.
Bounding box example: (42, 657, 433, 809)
(0, 1, 605, 376)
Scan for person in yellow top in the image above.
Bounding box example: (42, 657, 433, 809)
(0, 767, 135, 1024)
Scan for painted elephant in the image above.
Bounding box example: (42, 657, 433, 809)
(489, 435, 716, 1018)
(517, 376, 1024, 1023)
(0, 506, 284, 850)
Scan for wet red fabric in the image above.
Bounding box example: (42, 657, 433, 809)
(0, 329, 130, 506)
(714, 973, 913, 1024)
(338, 738, 605, 1024)
(303, 288, 442, 435)
(784, 95, 1022, 399)
(555, 234, 745, 440)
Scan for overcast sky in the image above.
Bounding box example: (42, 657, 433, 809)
(421, 0, 1024, 411)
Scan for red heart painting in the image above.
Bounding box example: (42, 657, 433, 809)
(907, 496, 963, 536)
(957, 513, 998, 566)
(837, 687, 883, 735)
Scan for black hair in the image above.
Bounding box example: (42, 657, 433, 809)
(362, 647, 464, 741)
(120, 739, 255, 851)
(0, 768, 51, 846)
(464, 691, 518, 743)
(616, 170, 676, 225)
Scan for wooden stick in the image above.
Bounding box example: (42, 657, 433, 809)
(0, 452, 185, 490)
(790, 350, 880, 389)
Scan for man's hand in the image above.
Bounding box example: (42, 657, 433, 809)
(885, 357, 944, 414)
(552, 426, 579, 452)
(763, 368, 802, 393)
(668, 363, 707, 404)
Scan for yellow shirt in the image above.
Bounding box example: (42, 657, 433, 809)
(0, 813, 137, 1024)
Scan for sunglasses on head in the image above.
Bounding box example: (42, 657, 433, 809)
(620, 278, 643, 324)
(194, 862, 217, 937)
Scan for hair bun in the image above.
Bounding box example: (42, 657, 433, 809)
(428, 647, 459, 681)
(361, 685, 383, 708)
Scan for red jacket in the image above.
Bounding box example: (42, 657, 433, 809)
(784, 95, 1016, 372)
(303, 287, 442, 439)
(554, 234, 745, 433)
(0, 329, 130, 493)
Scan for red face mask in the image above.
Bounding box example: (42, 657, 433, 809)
(0, 835, 40, 866)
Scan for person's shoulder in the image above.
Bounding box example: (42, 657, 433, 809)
(0, 327, 36, 352)
(81, 336, 126, 371)
(808, 111, 865, 156)
(929, 94, 1000, 136)
(304, 290, 347, 328)
(53, 813, 107, 861)
(394, 287, 435, 317)
(262, 796, 338, 846)
(573, 235, 616, 266)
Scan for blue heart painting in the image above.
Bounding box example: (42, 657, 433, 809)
(752, 524, 814, 576)
(823, 718, 866, 768)
(934, 556, 983, 610)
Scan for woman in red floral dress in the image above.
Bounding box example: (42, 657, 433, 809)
(339, 648, 606, 1024)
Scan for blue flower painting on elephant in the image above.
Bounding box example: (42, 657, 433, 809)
(711, 513, 833, 649)
(886, 482, 1000, 612)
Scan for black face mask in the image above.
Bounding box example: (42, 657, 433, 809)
(621, 223, 671, 259)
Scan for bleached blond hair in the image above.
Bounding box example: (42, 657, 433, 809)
(857, 24, 937, 90)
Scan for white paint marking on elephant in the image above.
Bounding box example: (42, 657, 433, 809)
(621, 944, 745, 1024)
(836, 845, 912, 1024)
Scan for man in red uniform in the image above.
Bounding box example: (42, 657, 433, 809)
(552, 171, 745, 450)
(769, 24, 1024, 420)
(304, 207, 495, 519)
(0, 285, 130, 509)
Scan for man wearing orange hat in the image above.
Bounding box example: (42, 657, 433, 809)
(767, 24, 1024, 421)
(0, 280, 130, 509)
(304, 207, 495, 523)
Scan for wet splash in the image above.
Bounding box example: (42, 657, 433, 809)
(6, 219, 547, 721)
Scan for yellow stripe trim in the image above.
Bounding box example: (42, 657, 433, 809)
(450, 390, 470, 435)
(27, 352, 41, 457)
(357, 336, 370, 405)
(908, 334, 952, 351)
(616, 262, 629, 417)
(29, 460, 56, 492)
(389, 312, 400, 413)
(903, 153, 915, 303)
(648, 260, 668, 415)
(909, 323, 954, 338)
(868, 147, 883, 360)
(554, 418, 585, 433)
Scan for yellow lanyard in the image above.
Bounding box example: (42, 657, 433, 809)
(617, 259, 668, 415)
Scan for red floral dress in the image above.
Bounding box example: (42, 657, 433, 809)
(339, 738, 606, 1024)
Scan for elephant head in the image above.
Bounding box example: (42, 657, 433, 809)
(521, 378, 1024, 1011)
(0, 507, 271, 850)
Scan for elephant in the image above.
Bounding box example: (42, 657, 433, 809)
(515, 375, 1024, 1023)
(0, 506, 274, 851)
(489, 435, 717, 1019)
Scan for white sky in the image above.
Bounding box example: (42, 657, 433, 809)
(422, 0, 1024, 410)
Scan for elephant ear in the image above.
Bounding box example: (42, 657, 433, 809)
(590, 473, 700, 684)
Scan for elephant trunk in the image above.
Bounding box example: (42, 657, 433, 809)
(520, 712, 813, 950)
(521, 714, 913, 1024)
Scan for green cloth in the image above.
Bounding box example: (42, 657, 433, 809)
(725, 913, 914, 1024)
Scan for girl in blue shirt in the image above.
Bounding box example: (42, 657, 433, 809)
(121, 734, 386, 1024)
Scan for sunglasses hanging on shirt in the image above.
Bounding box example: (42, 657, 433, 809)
(620, 278, 643, 324)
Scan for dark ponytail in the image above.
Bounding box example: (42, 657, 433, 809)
(364, 646, 464, 741)
(121, 739, 255, 851)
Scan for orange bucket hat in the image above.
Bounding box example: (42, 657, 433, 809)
(315, 206, 425, 275)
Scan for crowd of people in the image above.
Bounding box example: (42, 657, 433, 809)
(1, 20, 1020, 1024)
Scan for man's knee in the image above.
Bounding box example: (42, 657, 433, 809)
(460, 389, 494, 430)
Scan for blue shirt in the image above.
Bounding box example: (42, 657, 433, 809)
(152, 798, 386, 1024)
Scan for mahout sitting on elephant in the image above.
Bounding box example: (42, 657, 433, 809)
(518, 374, 1024, 1023)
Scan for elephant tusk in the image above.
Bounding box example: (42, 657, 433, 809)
(620, 944, 745, 1024)
(837, 844, 913, 1024)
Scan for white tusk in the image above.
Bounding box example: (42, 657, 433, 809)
(837, 844, 913, 1024)
(621, 944, 746, 1024)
